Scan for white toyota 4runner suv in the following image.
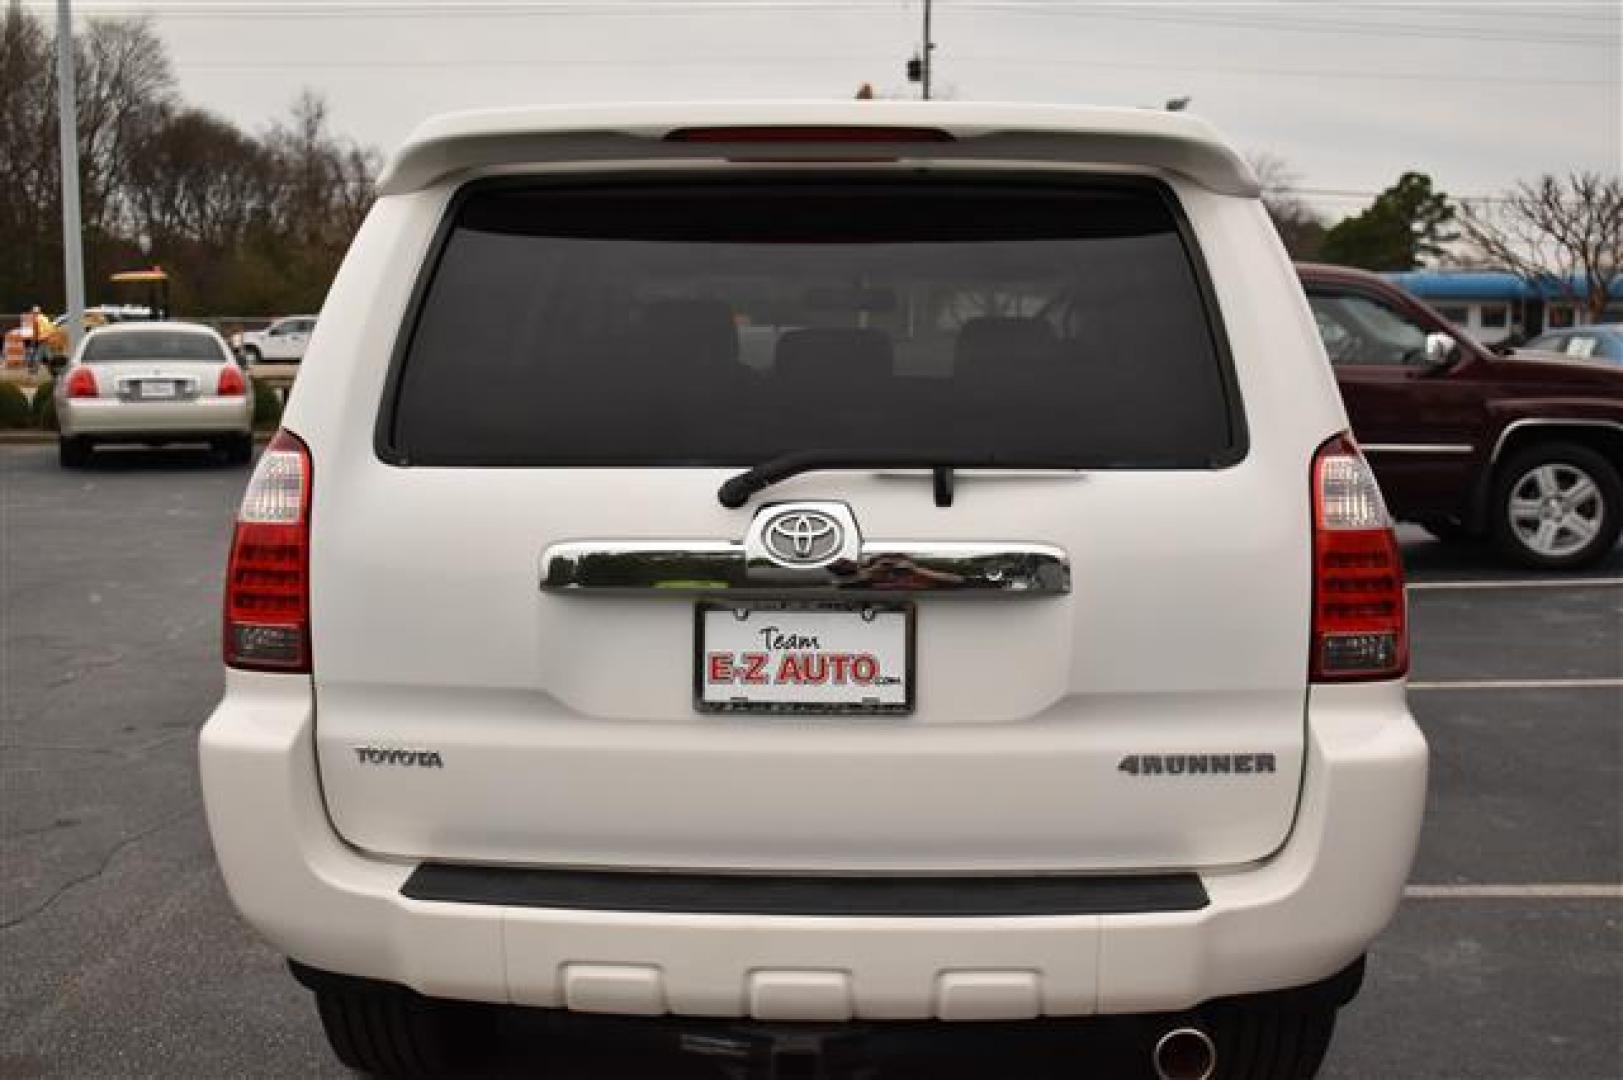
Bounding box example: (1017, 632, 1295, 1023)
(200, 103, 1428, 1080)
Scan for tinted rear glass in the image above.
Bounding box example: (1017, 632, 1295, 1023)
(84, 331, 225, 363)
(387, 180, 1240, 467)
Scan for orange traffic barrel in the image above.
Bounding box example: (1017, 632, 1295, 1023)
(3, 328, 26, 369)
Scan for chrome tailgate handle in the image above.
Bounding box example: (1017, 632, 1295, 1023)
(541, 540, 1069, 597)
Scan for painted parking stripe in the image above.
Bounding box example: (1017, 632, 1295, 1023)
(1408, 678, 1623, 691)
(1408, 578, 1623, 591)
(1405, 884, 1623, 900)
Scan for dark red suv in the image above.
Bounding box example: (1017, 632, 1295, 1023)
(1299, 264, 1623, 569)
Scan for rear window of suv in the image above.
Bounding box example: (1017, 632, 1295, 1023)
(384, 179, 1242, 468)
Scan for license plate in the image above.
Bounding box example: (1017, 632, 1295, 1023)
(138, 381, 177, 399)
(696, 601, 914, 714)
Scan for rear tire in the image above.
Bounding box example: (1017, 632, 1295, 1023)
(58, 436, 90, 468)
(1204, 1002, 1338, 1080)
(1491, 442, 1622, 570)
(222, 432, 253, 465)
(310, 976, 491, 1078)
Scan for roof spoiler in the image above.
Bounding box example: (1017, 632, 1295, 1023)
(376, 102, 1260, 199)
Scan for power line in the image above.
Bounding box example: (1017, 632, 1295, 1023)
(957, 54, 1614, 88)
(40, 0, 1622, 10)
(171, 51, 1614, 90)
(29, 0, 1623, 48)
(953, 3, 1617, 48)
(31, 0, 902, 11)
(176, 54, 905, 68)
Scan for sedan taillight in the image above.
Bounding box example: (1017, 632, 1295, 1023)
(217, 364, 247, 396)
(66, 367, 98, 398)
(1310, 433, 1408, 682)
(224, 429, 311, 672)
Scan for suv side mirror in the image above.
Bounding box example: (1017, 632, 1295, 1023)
(1423, 331, 1456, 369)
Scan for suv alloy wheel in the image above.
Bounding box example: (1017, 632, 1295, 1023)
(1492, 442, 1622, 569)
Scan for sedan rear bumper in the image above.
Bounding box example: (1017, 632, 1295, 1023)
(61, 396, 253, 439)
(199, 675, 1425, 1019)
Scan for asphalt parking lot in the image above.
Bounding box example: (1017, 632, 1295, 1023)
(2, 444, 1619, 1080)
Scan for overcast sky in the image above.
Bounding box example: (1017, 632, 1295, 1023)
(40, 0, 1623, 219)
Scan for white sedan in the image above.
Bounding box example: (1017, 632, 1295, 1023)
(56, 322, 254, 467)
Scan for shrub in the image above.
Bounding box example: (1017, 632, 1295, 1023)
(0, 382, 31, 429)
(252, 380, 283, 429)
(32, 379, 56, 431)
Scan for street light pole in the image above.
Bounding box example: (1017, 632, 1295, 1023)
(55, 0, 85, 349)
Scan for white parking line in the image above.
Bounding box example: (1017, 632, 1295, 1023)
(1408, 678, 1623, 691)
(1405, 884, 1623, 900)
(1408, 578, 1623, 591)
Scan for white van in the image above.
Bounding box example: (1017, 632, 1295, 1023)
(199, 103, 1427, 1080)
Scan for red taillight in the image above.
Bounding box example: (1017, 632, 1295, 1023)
(217, 364, 247, 396)
(66, 366, 98, 398)
(224, 429, 310, 672)
(664, 125, 954, 144)
(1311, 433, 1408, 681)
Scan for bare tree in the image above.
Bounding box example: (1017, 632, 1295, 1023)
(0, 5, 60, 305)
(0, 7, 379, 314)
(1249, 152, 1325, 261)
(76, 17, 176, 239)
(126, 107, 275, 251)
(1459, 173, 1623, 322)
(263, 90, 377, 246)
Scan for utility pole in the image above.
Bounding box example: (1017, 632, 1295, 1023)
(906, 0, 936, 100)
(921, 0, 933, 101)
(55, 0, 85, 349)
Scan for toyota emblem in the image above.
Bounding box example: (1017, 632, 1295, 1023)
(762, 510, 844, 566)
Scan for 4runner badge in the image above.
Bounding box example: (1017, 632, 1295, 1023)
(1118, 753, 1276, 776)
(353, 746, 444, 768)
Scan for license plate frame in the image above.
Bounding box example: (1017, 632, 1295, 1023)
(138, 380, 177, 400)
(694, 599, 916, 715)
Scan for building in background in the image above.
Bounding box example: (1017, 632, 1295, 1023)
(1385, 270, 1623, 344)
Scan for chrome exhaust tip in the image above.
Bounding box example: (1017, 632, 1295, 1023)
(1153, 1027, 1216, 1080)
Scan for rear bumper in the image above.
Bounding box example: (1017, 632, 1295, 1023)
(61, 396, 252, 438)
(199, 675, 1425, 1020)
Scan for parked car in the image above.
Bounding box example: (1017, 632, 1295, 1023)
(1298, 264, 1623, 570)
(201, 104, 1427, 1080)
(1517, 324, 1623, 366)
(56, 321, 253, 467)
(232, 315, 315, 390)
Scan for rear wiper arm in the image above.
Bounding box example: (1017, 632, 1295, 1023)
(718, 450, 970, 508)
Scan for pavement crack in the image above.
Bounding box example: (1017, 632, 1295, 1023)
(1, 816, 82, 842)
(0, 804, 198, 932)
(0, 742, 120, 756)
(0, 730, 193, 762)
